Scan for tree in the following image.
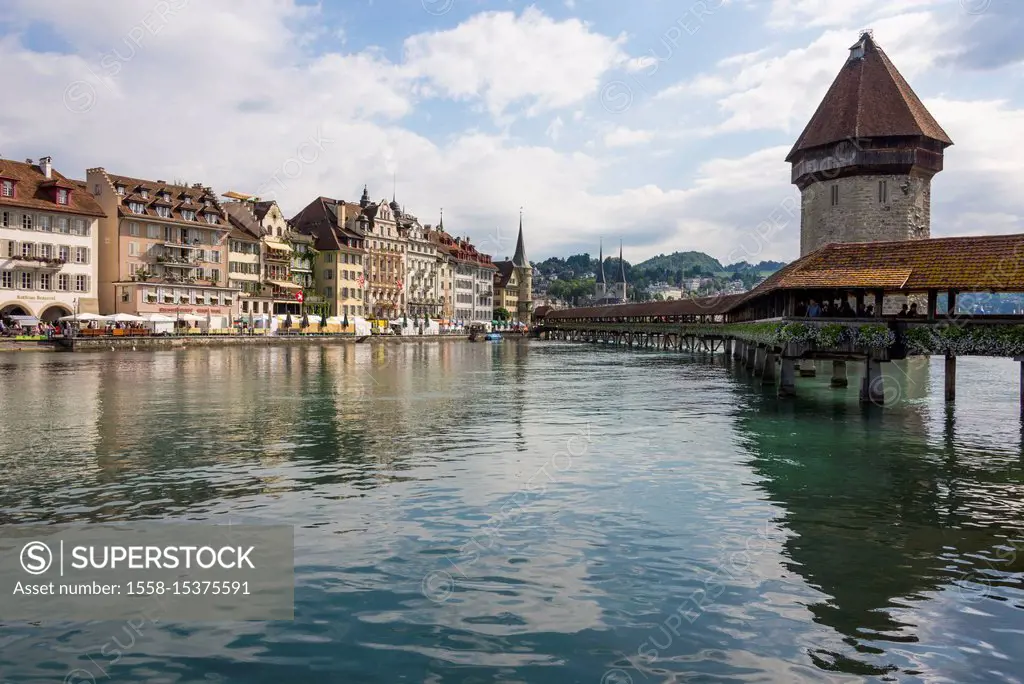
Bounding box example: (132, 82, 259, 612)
(494, 307, 512, 321)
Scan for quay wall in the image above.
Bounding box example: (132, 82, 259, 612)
(66, 334, 474, 352)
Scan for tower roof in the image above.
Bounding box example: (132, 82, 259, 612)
(618, 241, 627, 283)
(512, 210, 528, 268)
(596, 239, 605, 284)
(786, 32, 952, 162)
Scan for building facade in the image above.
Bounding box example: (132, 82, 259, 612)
(87, 169, 236, 327)
(404, 213, 442, 320)
(492, 213, 532, 323)
(0, 157, 104, 321)
(357, 187, 407, 319)
(789, 32, 953, 257)
(290, 196, 367, 318)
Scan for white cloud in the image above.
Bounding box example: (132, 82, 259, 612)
(767, 0, 942, 29)
(546, 116, 565, 142)
(603, 127, 655, 148)
(402, 7, 634, 119)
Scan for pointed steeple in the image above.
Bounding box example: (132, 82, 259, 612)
(595, 239, 606, 284)
(359, 184, 370, 208)
(512, 208, 528, 268)
(389, 172, 401, 214)
(617, 240, 627, 283)
(438, 208, 444, 232)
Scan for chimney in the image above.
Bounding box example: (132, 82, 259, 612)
(25, 158, 33, 165)
(40, 156, 52, 179)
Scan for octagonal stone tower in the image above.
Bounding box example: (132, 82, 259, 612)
(789, 32, 954, 257)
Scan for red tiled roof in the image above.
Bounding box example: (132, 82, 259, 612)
(787, 33, 952, 161)
(0, 158, 105, 217)
(102, 171, 226, 227)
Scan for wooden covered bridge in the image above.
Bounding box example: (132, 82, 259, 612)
(538, 234, 1024, 409)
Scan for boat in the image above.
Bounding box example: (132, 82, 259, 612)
(484, 332, 502, 342)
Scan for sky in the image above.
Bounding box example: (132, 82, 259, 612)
(0, 0, 1021, 266)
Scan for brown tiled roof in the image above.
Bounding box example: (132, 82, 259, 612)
(547, 293, 745, 320)
(787, 33, 953, 161)
(223, 202, 265, 240)
(0, 158, 105, 217)
(290, 196, 365, 252)
(494, 260, 514, 288)
(751, 234, 1024, 294)
(101, 171, 227, 227)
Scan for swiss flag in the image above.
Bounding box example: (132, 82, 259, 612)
(396, 279, 403, 290)
(295, 291, 304, 303)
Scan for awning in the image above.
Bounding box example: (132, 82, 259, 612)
(264, 239, 293, 253)
(268, 280, 301, 290)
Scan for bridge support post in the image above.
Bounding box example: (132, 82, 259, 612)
(859, 358, 885, 405)
(754, 346, 766, 376)
(723, 338, 732, 358)
(745, 345, 756, 370)
(762, 351, 777, 383)
(945, 354, 956, 402)
(779, 358, 796, 397)
(799, 362, 817, 378)
(830, 360, 848, 388)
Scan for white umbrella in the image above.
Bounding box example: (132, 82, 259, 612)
(180, 313, 204, 322)
(105, 313, 146, 323)
(58, 312, 104, 321)
(145, 313, 176, 322)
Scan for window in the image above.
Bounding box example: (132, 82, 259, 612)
(75, 274, 87, 292)
(342, 287, 348, 298)
(205, 214, 218, 225)
(57, 217, 69, 233)
(325, 253, 334, 263)
(129, 242, 138, 257)
(21, 242, 33, 258)
(0, 211, 8, 227)
(21, 272, 33, 289)
(57, 189, 69, 205)
(162, 192, 171, 201)
(58, 274, 69, 291)
(116, 185, 125, 195)
(878, 180, 888, 204)
(1, 180, 13, 197)
(22, 214, 33, 230)
(73, 219, 86, 235)
(75, 247, 89, 264)
(156, 206, 171, 218)
(40, 273, 51, 290)
(325, 269, 333, 281)
(182, 210, 196, 221)
(325, 286, 333, 298)
(147, 224, 160, 239)
(1, 271, 10, 288)
(122, 289, 131, 302)
(38, 215, 51, 231)
(128, 262, 139, 276)
(183, 196, 192, 204)
(128, 222, 140, 236)
(211, 269, 219, 281)
(830, 184, 839, 206)
(140, 189, 149, 199)
(211, 249, 220, 263)
(59, 246, 70, 262)
(129, 202, 145, 214)
(41, 244, 52, 259)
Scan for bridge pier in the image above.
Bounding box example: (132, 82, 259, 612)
(859, 358, 886, 405)
(745, 345, 756, 370)
(779, 358, 796, 397)
(945, 354, 956, 402)
(754, 347, 766, 376)
(724, 338, 732, 357)
(763, 351, 777, 383)
(830, 360, 848, 388)
(799, 362, 817, 378)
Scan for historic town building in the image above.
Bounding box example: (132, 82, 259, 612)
(789, 32, 953, 256)
(0, 157, 105, 321)
(592, 239, 627, 304)
(493, 212, 532, 323)
(87, 169, 236, 327)
(290, 196, 367, 318)
(404, 209, 443, 320)
(356, 186, 407, 319)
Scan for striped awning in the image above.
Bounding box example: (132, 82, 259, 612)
(264, 239, 293, 253)
(268, 280, 301, 290)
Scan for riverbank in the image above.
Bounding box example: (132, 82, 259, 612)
(0, 334, 494, 353)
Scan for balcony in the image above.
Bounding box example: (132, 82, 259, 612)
(156, 255, 200, 269)
(163, 240, 203, 250)
(7, 255, 67, 270)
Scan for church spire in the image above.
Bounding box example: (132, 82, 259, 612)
(618, 240, 627, 283)
(595, 238, 606, 284)
(512, 207, 528, 268)
(359, 184, 370, 208)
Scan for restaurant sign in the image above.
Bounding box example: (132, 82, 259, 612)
(157, 307, 225, 315)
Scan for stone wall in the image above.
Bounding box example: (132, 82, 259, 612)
(800, 174, 931, 256)
(65, 334, 473, 353)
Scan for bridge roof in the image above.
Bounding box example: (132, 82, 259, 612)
(751, 233, 1024, 295)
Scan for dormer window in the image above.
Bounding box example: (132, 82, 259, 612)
(182, 210, 196, 221)
(129, 201, 145, 214)
(57, 188, 69, 205)
(1, 180, 13, 197)
(205, 214, 219, 225)
(162, 192, 171, 201)
(140, 189, 149, 199)
(116, 185, 125, 195)
(204, 200, 211, 207)
(156, 206, 171, 218)
(183, 196, 192, 205)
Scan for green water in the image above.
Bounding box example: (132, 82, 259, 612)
(0, 342, 1021, 683)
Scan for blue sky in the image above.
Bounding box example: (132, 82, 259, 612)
(0, 0, 1021, 264)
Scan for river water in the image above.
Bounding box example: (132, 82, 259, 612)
(0, 341, 1022, 683)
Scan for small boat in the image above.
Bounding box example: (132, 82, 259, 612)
(484, 332, 502, 342)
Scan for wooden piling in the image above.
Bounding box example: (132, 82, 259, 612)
(830, 360, 848, 388)
(945, 354, 956, 402)
(779, 358, 796, 397)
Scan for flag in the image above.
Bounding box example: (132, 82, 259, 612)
(396, 279, 403, 290)
(358, 275, 365, 286)
(296, 291, 304, 303)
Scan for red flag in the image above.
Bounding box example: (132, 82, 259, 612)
(296, 291, 304, 303)
(396, 279, 403, 290)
